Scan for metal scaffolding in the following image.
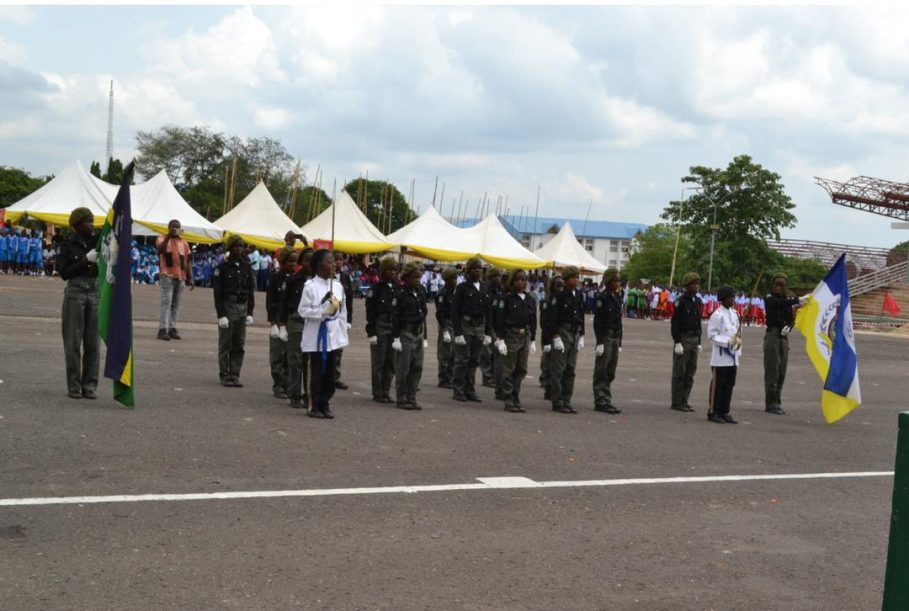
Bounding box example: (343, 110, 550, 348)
(815, 175, 909, 221)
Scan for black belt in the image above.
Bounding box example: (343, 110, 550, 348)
(681, 330, 699, 338)
(605, 328, 622, 337)
(401, 322, 425, 333)
(461, 315, 484, 323)
(505, 326, 530, 335)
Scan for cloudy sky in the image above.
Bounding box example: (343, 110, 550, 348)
(1, 4, 907, 247)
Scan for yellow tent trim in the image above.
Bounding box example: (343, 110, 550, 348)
(18, 211, 107, 228)
(400, 245, 477, 262)
(330, 240, 394, 255)
(134, 220, 222, 245)
(4, 209, 25, 224)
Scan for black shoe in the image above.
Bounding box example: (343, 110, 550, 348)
(708, 413, 726, 424)
(453, 393, 468, 402)
(505, 404, 521, 413)
(683, 405, 695, 412)
(766, 405, 786, 415)
(322, 408, 335, 419)
(290, 399, 304, 409)
(396, 402, 414, 410)
(68, 391, 83, 399)
(274, 390, 289, 400)
(670, 405, 688, 412)
(515, 405, 526, 413)
(82, 390, 97, 400)
(482, 380, 496, 388)
(410, 402, 423, 411)
(466, 394, 482, 402)
(230, 378, 243, 388)
(552, 405, 572, 414)
(605, 406, 621, 414)
(168, 328, 181, 340)
(438, 382, 453, 389)
(308, 409, 324, 419)
(335, 381, 349, 390)
(157, 329, 170, 341)
(722, 414, 738, 424)
(220, 379, 234, 387)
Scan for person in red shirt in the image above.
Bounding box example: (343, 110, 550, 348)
(155, 219, 193, 340)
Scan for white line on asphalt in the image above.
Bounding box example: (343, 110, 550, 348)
(0, 471, 893, 507)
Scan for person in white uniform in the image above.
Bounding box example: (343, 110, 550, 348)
(706, 285, 742, 424)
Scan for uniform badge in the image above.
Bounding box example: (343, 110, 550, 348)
(499, 301, 505, 309)
(213, 269, 220, 277)
(367, 290, 373, 298)
(392, 298, 397, 306)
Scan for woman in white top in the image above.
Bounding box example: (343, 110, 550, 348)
(297, 249, 349, 419)
(707, 285, 741, 424)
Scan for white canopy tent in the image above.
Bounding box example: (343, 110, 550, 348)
(127, 171, 223, 244)
(214, 181, 307, 251)
(386, 205, 478, 261)
(461, 213, 546, 269)
(533, 221, 607, 274)
(5, 161, 111, 228)
(300, 190, 393, 254)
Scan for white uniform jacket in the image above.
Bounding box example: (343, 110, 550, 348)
(297, 275, 350, 353)
(707, 305, 741, 367)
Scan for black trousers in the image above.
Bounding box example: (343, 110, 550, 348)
(709, 366, 737, 416)
(308, 350, 337, 413)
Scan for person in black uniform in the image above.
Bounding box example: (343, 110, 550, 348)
(435, 267, 458, 389)
(283, 247, 313, 409)
(266, 249, 296, 399)
(481, 267, 503, 391)
(451, 257, 491, 402)
(494, 269, 537, 413)
(57, 207, 100, 399)
(213, 235, 256, 387)
(539, 274, 563, 400)
(546, 266, 585, 414)
(391, 262, 428, 410)
(670, 272, 703, 412)
(592, 268, 623, 414)
(366, 256, 398, 403)
(763, 272, 809, 415)
(333, 251, 354, 390)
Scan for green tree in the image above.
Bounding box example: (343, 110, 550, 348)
(89, 161, 102, 178)
(773, 255, 827, 291)
(341, 179, 416, 233)
(289, 185, 333, 227)
(103, 157, 126, 184)
(622, 223, 692, 285)
(0, 166, 52, 208)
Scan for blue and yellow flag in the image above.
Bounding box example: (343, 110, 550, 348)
(795, 253, 861, 423)
(97, 162, 135, 408)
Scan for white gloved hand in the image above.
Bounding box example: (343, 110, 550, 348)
(577, 336, 585, 350)
(530, 341, 537, 355)
(799, 294, 811, 305)
(495, 339, 507, 356)
(552, 336, 565, 352)
(85, 249, 98, 263)
(454, 335, 467, 346)
(423, 339, 429, 349)
(392, 337, 403, 352)
(218, 317, 229, 329)
(442, 330, 452, 344)
(542, 344, 552, 354)
(618, 347, 622, 353)
(483, 334, 492, 346)
(696, 344, 702, 353)
(368, 335, 379, 346)
(595, 344, 605, 357)
(278, 326, 288, 342)
(781, 326, 791, 337)
(269, 324, 280, 339)
(673, 342, 684, 356)
(322, 296, 341, 317)
(246, 315, 254, 325)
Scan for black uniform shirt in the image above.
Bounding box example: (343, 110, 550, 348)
(539, 295, 556, 345)
(764, 294, 799, 330)
(451, 280, 489, 336)
(213, 259, 255, 318)
(56, 232, 98, 281)
(282, 272, 308, 321)
(593, 290, 623, 343)
(546, 289, 585, 338)
(266, 270, 289, 324)
(435, 284, 455, 328)
(336, 270, 354, 324)
(365, 282, 396, 336)
(670, 293, 702, 343)
(495, 291, 537, 341)
(392, 284, 428, 338)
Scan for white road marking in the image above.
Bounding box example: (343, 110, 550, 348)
(0, 471, 892, 508)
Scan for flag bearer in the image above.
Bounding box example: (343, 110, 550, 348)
(57, 207, 100, 399)
(213, 235, 256, 387)
(451, 257, 491, 402)
(435, 267, 459, 389)
(495, 269, 537, 413)
(592, 268, 623, 414)
(366, 256, 398, 404)
(670, 272, 703, 412)
(546, 266, 585, 414)
(763, 272, 809, 415)
(707, 285, 742, 424)
(391, 262, 428, 410)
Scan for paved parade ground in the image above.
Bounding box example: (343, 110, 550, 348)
(1, 274, 907, 609)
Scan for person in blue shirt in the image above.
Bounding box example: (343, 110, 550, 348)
(16, 229, 29, 272)
(30, 232, 43, 275)
(8, 229, 19, 274)
(0, 227, 8, 274)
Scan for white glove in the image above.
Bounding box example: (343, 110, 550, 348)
(495, 339, 507, 356)
(422, 339, 429, 349)
(696, 344, 702, 353)
(392, 337, 403, 352)
(578, 336, 585, 350)
(799, 294, 811, 305)
(269, 324, 280, 339)
(278, 326, 288, 342)
(368, 335, 378, 346)
(454, 335, 467, 346)
(781, 326, 791, 337)
(618, 347, 622, 353)
(322, 296, 341, 317)
(530, 342, 537, 355)
(85, 249, 98, 263)
(442, 330, 452, 344)
(542, 344, 552, 354)
(218, 317, 229, 329)
(483, 334, 492, 346)
(553, 336, 565, 352)
(246, 315, 254, 325)
(674, 342, 684, 356)
(595, 344, 605, 357)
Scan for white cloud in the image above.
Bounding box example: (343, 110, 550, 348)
(0, 34, 26, 65)
(253, 106, 293, 131)
(0, 6, 34, 25)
